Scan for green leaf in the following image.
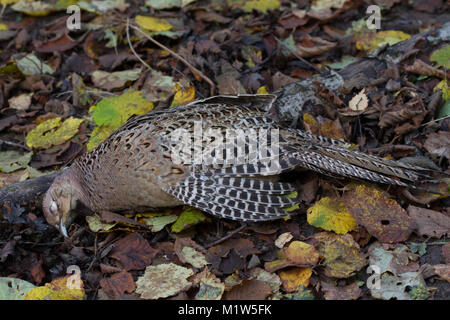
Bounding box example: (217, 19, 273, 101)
(171, 207, 206, 233)
(87, 90, 154, 150)
(430, 45, 450, 69)
(16, 53, 53, 75)
(0, 277, 36, 300)
(0, 151, 32, 173)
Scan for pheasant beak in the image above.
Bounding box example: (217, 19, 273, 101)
(56, 219, 69, 238)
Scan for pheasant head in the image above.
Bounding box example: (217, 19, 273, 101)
(42, 170, 84, 238)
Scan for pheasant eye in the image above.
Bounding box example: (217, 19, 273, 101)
(50, 201, 58, 213)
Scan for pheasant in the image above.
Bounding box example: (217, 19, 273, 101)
(43, 94, 433, 237)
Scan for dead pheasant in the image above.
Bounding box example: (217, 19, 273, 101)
(43, 94, 433, 237)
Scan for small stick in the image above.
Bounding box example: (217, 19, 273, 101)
(130, 24, 216, 96)
(204, 223, 248, 248)
(126, 18, 151, 70)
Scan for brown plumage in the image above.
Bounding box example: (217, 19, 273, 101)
(43, 94, 432, 237)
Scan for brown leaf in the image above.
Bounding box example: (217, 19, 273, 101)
(343, 185, 416, 243)
(30, 255, 45, 284)
(0, 240, 15, 263)
(407, 205, 450, 238)
(34, 33, 78, 53)
(321, 282, 362, 300)
(99, 270, 136, 299)
(109, 233, 157, 271)
(223, 279, 272, 300)
(423, 131, 450, 160)
(432, 264, 450, 282)
(443, 243, 450, 264)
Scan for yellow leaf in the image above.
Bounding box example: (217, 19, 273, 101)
(23, 276, 85, 300)
(240, 0, 281, 13)
(279, 267, 312, 292)
(434, 80, 449, 101)
(170, 83, 195, 108)
(135, 15, 173, 32)
(256, 86, 268, 94)
(25, 117, 84, 149)
(284, 241, 319, 266)
(1, 0, 23, 5)
(356, 30, 410, 53)
(307, 197, 357, 234)
(11, 1, 53, 16)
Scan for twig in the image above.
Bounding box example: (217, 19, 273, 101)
(0, 139, 30, 151)
(274, 36, 321, 73)
(126, 18, 151, 70)
(204, 223, 248, 248)
(129, 23, 216, 96)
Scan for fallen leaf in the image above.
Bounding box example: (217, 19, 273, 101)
(321, 282, 362, 300)
(311, 232, 367, 278)
(407, 205, 450, 238)
(135, 15, 173, 32)
(109, 233, 157, 271)
(171, 207, 206, 233)
(348, 88, 368, 111)
(0, 278, 36, 300)
(343, 184, 416, 243)
(23, 276, 85, 300)
(279, 267, 312, 292)
(25, 117, 84, 149)
(87, 90, 154, 150)
(223, 279, 272, 300)
(91, 69, 141, 91)
(135, 263, 193, 299)
(99, 270, 136, 299)
(8, 93, 32, 111)
(307, 197, 357, 234)
(274, 232, 293, 248)
(356, 30, 411, 53)
(194, 268, 225, 300)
